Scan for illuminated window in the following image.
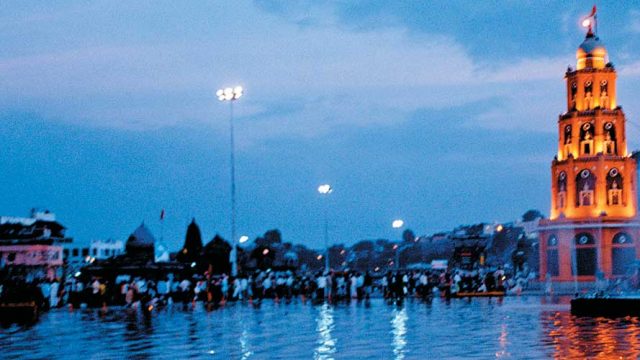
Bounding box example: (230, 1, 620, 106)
(599, 80, 609, 109)
(584, 81, 593, 110)
(563, 125, 572, 157)
(607, 168, 623, 205)
(579, 123, 594, 155)
(576, 169, 595, 207)
(603, 122, 616, 155)
(570, 82, 577, 110)
(557, 171, 567, 209)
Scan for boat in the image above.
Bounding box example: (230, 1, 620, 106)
(0, 301, 39, 325)
(571, 296, 640, 317)
(453, 291, 506, 298)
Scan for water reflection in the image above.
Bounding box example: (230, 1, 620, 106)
(539, 304, 640, 358)
(391, 307, 407, 360)
(314, 303, 336, 360)
(2, 298, 640, 359)
(495, 323, 509, 358)
(240, 329, 253, 360)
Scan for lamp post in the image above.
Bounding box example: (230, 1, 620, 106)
(217, 86, 244, 276)
(392, 219, 407, 270)
(318, 184, 333, 273)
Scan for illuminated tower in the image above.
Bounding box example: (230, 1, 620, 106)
(539, 17, 640, 282)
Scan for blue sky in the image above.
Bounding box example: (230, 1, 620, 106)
(2, 1, 640, 250)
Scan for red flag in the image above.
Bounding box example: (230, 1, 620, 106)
(589, 5, 596, 18)
(160, 209, 165, 220)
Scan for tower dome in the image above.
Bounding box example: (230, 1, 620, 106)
(576, 30, 607, 70)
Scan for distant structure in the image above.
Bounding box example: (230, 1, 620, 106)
(0, 209, 67, 278)
(64, 239, 124, 271)
(538, 18, 640, 281)
(83, 222, 185, 280)
(125, 223, 156, 261)
(176, 219, 203, 264)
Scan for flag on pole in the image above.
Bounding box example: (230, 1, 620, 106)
(582, 5, 597, 34)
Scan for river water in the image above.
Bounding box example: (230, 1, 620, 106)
(1, 296, 640, 359)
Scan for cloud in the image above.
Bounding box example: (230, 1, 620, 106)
(629, 9, 640, 33)
(2, 1, 638, 142)
(482, 57, 571, 83)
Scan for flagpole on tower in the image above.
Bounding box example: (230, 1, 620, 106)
(582, 5, 597, 36)
(160, 209, 165, 244)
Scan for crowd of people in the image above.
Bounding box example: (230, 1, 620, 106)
(0, 265, 535, 313)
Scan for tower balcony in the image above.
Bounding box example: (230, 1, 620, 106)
(560, 107, 621, 120)
(553, 153, 630, 166)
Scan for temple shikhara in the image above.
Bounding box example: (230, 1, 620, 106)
(538, 16, 640, 282)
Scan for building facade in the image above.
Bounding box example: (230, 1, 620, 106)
(538, 24, 640, 281)
(0, 210, 68, 279)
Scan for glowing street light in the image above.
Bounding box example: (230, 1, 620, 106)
(217, 85, 244, 276)
(216, 86, 243, 101)
(318, 184, 333, 194)
(239, 235, 249, 244)
(318, 184, 333, 273)
(392, 219, 409, 270)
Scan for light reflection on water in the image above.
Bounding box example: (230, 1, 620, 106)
(2, 297, 640, 359)
(315, 303, 336, 360)
(391, 307, 407, 360)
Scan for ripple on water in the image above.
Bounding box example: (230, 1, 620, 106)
(2, 296, 640, 359)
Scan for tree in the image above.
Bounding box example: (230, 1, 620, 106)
(256, 229, 282, 247)
(402, 229, 416, 243)
(522, 209, 545, 222)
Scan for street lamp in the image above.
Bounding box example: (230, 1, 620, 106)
(217, 85, 244, 276)
(239, 235, 249, 244)
(318, 184, 333, 273)
(391, 219, 410, 270)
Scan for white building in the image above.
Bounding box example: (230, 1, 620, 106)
(90, 239, 124, 260)
(63, 239, 124, 270)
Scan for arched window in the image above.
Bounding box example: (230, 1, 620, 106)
(612, 232, 635, 276)
(600, 80, 609, 108)
(564, 125, 572, 145)
(557, 171, 567, 209)
(563, 125, 572, 158)
(571, 82, 577, 110)
(579, 123, 594, 155)
(606, 168, 623, 205)
(572, 233, 597, 276)
(576, 169, 595, 206)
(603, 122, 616, 155)
(546, 235, 559, 276)
(584, 81, 593, 110)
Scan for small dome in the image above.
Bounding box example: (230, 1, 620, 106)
(576, 32, 607, 70)
(127, 223, 156, 248)
(579, 34, 605, 53)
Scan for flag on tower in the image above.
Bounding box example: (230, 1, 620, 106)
(582, 5, 598, 34)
